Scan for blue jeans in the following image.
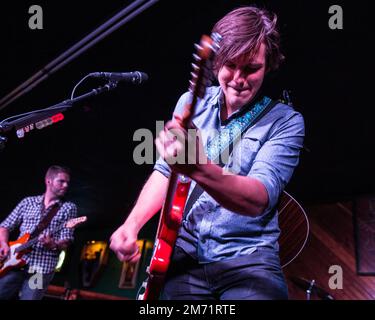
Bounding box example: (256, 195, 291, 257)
(161, 246, 288, 300)
(0, 268, 55, 300)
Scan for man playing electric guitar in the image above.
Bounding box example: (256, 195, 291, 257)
(110, 6, 305, 300)
(0, 165, 78, 300)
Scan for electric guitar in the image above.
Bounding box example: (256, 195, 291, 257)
(0, 216, 87, 277)
(137, 33, 221, 300)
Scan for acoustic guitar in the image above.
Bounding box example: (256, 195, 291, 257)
(278, 191, 309, 268)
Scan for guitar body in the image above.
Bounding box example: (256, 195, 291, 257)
(140, 176, 191, 300)
(0, 233, 30, 277)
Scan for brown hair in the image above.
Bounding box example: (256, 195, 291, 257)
(45, 165, 71, 180)
(212, 6, 284, 74)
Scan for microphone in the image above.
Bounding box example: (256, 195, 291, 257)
(90, 71, 148, 84)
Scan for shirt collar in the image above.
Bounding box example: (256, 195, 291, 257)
(36, 194, 63, 207)
(35, 195, 44, 204)
(216, 89, 266, 126)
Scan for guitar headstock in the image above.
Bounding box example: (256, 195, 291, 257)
(66, 216, 87, 228)
(181, 33, 221, 127)
(189, 32, 221, 98)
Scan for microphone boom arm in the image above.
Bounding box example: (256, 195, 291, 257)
(0, 81, 118, 147)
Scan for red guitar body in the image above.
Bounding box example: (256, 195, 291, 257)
(140, 175, 191, 300)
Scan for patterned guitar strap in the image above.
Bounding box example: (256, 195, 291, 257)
(183, 96, 276, 216)
(30, 202, 61, 239)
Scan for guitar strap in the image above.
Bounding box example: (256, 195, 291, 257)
(30, 202, 61, 239)
(183, 96, 277, 217)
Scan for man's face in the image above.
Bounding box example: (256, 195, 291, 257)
(218, 42, 267, 112)
(46, 172, 70, 198)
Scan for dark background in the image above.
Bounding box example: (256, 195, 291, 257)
(0, 0, 373, 284)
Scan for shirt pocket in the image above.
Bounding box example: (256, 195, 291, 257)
(227, 136, 262, 175)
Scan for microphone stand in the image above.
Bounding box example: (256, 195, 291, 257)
(0, 81, 118, 150)
(306, 279, 315, 300)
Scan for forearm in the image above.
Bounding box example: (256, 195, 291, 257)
(123, 170, 169, 232)
(0, 227, 9, 243)
(190, 162, 269, 216)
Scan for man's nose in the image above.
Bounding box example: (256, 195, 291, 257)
(233, 68, 246, 82)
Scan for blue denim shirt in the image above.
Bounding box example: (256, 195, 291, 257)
(154, 86, 305, 263)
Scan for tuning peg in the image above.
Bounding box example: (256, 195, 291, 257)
(191, 63, 199, 71)
(190, 72, 198, 79)
(211, 32, 222, 44)
(209, 43, 219, 53)
(210, 33, 222, 52)
(194, 43, 203, 51)
(193, 54, 201, 62)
